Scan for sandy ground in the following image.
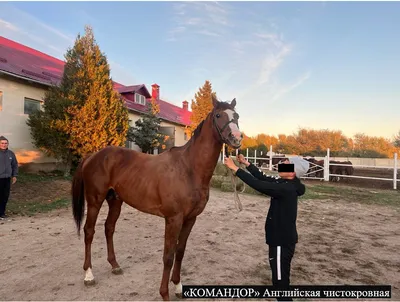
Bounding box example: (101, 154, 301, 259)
(0, 188, 399, 301)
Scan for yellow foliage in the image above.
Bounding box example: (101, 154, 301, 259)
(186, 80, 215, 137)
(240, 127, 398, 158)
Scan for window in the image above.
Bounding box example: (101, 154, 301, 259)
(134, 93, 146, 105)
(24, 97, 41, 115)
(0, 91, 3, 111)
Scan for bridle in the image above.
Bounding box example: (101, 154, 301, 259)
(212, 109, 239, 145)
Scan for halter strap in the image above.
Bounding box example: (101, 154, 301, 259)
(212, 111, 239, 145)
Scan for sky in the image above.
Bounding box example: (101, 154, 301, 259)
(0, 1, 399, 141)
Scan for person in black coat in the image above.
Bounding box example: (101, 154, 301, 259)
(0, 136, 18, 219)
(224, 154, 308, 301)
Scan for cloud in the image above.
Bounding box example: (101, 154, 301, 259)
(0, 3, 139, 86)
(257, 44, 292, 86)
(166, 26, 186, 42)
(109, 60, 139, 85)
(166, 2, 308, 111)
(0, 4, 74, 59)
(0, 18, 19, 32)
(167, 1, 231, 41)
(270, 71, 311, 102)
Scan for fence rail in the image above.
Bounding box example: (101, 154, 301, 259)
(220, 145, 399, 190)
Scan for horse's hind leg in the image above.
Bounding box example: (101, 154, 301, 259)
(105, 197, 123, 275)
(83, 197, 103, 286)
(171, 217, 197, 298)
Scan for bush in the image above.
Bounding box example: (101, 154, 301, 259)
(214, 162, 229, 176)
(221, 181, 235, 192)
(210, 175, 225, 188)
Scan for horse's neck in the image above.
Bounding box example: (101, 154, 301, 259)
(186, 117, 222, 183)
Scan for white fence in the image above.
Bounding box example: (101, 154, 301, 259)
(220, 145, 399, 190)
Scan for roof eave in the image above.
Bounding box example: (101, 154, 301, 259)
(126, 107, 188, 127)
(0, 69, 53, 87)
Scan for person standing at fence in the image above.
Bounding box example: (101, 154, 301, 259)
(224, 154, 308, 301)
(0, 136, 18, 219)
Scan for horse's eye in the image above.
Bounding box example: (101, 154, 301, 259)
(216, 114, 220, 118)
(234, 113, 239, 120)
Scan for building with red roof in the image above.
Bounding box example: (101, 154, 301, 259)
(0, 36, 192, 169)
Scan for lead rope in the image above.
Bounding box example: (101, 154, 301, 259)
(224, 144, 243, 212)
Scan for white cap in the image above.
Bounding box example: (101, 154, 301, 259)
(288, 157, 310, 178)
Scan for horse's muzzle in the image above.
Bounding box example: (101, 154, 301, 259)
(228, 131, 243, 149)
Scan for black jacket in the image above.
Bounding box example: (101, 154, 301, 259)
(0, 149, 18, 179)
(235, 163, 306, 246)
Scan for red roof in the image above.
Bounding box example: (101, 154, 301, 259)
(0, 36, 191, 126)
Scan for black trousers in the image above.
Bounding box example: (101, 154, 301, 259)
(268, 244, 296, 301)
(0, 177, 11, 216)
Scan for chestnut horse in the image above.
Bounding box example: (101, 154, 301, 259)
(71, 96, 242, 301)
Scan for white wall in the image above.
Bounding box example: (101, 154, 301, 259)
(1, 76, 191, 162)
(0, 76, 54, 164)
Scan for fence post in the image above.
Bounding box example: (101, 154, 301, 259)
(222, 144, 225, 160)
(324, 148, 330, 181)
(269, 145, 273, 171)
(394, 153, 398, 190)
(246, 148, 249, 161)
(254, 149, 257, 166)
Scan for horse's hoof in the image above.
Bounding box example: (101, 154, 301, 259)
(84, 279, 96, 286)
(175, 292, 183, 299)
(112, 267, 123, 275)
(174, 281, 183, 299)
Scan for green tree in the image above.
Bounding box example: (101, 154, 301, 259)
(127, 99, 166, 153)
(56, 25, 129, 158)
(26, 85, 76, 176)
(186, 80, 217, 138)
(393, 130, 400, 147)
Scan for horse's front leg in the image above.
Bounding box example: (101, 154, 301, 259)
(159, 214, 183, 301)
(171, 217, 197, 298)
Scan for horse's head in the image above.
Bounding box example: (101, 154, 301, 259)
(211, 95, 243, 149)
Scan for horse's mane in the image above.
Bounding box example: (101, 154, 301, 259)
(191, 119, 205, 140)
(168, 101, 233, 152)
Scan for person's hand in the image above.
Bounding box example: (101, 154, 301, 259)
(237, 154, 250, 166)
(224, 157, 239, 173)
(12, 177, 17, 184)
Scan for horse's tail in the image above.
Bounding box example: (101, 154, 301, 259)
(72, 156, 89, 237)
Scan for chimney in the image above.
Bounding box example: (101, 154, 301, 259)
(182, 100, 188, 111)
(151, 83, 160, 101)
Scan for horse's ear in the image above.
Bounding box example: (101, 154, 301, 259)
(231, 98, 236, 108)
(212, 94, 218, 107)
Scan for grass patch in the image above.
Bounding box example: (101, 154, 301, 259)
(8, 198, 71, 216)
(7, 171, 72, 216)
(301, 183, 400, 207)
(16, 170, 72, 184)
(227, 178, 400, 208)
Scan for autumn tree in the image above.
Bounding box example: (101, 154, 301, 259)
(27, 25, 129, 175)
(55, 25, 129, 158)
(240, 133, 258, 150)
(127, 98, 166, 153)
(231, 128, 399, 159)
(352, 133, 396, 158)
(185, 80, 216, 138)
(255, 134, 279, 149)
